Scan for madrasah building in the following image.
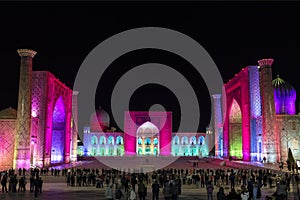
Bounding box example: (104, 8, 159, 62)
(81, 58, 300, 165)
(0, 49, 299, 170)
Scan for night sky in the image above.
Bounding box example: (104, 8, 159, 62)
(1, 1, 300, 133)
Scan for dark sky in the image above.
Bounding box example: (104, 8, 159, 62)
(1, 1, 300, 132)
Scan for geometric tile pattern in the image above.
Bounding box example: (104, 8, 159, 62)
(259, 60, 278, 163)
(276, 115, 300, 162)
(212, 94, 222, 157)
(14, 51, 36, 169)
(0, 120, 16, 169)
(248, 66, 262, 161)
(32, 71, 47, 167)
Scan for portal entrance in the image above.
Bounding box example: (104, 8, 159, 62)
(229, 99, 243, 159)
(136, 121, 159, 156)
(51, 96, 66, 163)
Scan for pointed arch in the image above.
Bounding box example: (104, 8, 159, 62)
(116, 136, 124, 145)
(229, 99, 242, 159)
(181, 136, 188, 145)
(173, 135, 180, 145)
(99, 136, 106, 145)
(190, 136, 196, 145)
(91, 135, 98, 145)
(51, 96, 66, 164)
(108, 135, 114, 145)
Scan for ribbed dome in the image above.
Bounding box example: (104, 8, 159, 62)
(0, 107, 17, 119)
(272, 75, 296, 100)
(90, 107, 110, 132)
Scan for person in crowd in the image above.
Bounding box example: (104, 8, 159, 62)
(114, 183, 125, 200)
(163, 182, 172, 200)
(226, 188, 240, 200)
(1, 172, 8, 193)
(18, 176, 26, 192)
(206, 181, 214, 200)
(152, 180, 160, 200)
(137, 180, 146, 200)
(240, 186, 249, 200)
(105, 183, 114, 200)
(216, 187, 226, 200)
(128, 184, 137, 200)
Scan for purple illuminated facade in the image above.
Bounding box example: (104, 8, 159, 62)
(0, 49, 77, 170)
(214, 59, 300, 163)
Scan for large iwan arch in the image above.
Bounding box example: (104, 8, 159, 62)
(223, 67, 251, 161)
(51, 96, 66, 163)
(229, 99, 242, 159)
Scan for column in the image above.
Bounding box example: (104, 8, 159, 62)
(258, 58, 278, 163)
(13, 49, 37, 170)
(71, 91, 79, 162)
(212, 94, 223, 157)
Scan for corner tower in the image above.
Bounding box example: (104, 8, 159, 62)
(13, 49, 37, 169)
(258, 58, 279, 163)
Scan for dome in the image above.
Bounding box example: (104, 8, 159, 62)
(90, 107, 110, 132)
(0, 107, 17, 119)
(137, 121, 159, 135)
(272, 75, 296, 100)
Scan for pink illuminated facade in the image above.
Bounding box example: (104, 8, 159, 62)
(214, 59, 300, 163)
(0, 49, 77, 170)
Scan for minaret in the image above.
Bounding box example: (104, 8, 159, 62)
(212, 94, 223, 157)
(71, 90, 79, 162)
(258, 58, 278, 163)
(13, 49, 37, 170)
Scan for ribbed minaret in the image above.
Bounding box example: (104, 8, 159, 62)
(212, 94, 223, 157)
(258, 58, 278, 163)
(71, 90, 79, 162)
(13, 49, 37, 170)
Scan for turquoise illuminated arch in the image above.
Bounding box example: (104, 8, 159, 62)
(100, 136, 106, 145)
(91, 135, 98, 145)
(173, 135, 179, 145)
(108, 136, 114, 145)
(182, 136, 188, 145)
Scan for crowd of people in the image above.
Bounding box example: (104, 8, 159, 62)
(0, 161, 299, 200)
(61, 165, 299, 200)
(0, 168, 43, 197)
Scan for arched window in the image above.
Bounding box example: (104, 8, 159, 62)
(173, 136, 179, 145)
(154, 147, 158, 156)
(99, 136, 106, 145)
(116, 136, 123, 145)
(198, 136, 205, 145)
(138, 137, 142, 145)
(190, 136, 196, 145)
(153, 138, 158, 145)
(182, 136, 188, 145)
(91, 135, 98, 145)
(108, 136, 114, 145)
(145, 137, 151, 145)
(92, 147, 97, 156)
(138, 147, 143, 155)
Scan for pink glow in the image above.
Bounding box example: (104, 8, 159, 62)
(44, 72, 73, 166)
(124, 111, 172, 156)
(224, 67, 251, 161)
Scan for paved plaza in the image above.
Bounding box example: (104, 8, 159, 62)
(0, 157, 299, 200)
